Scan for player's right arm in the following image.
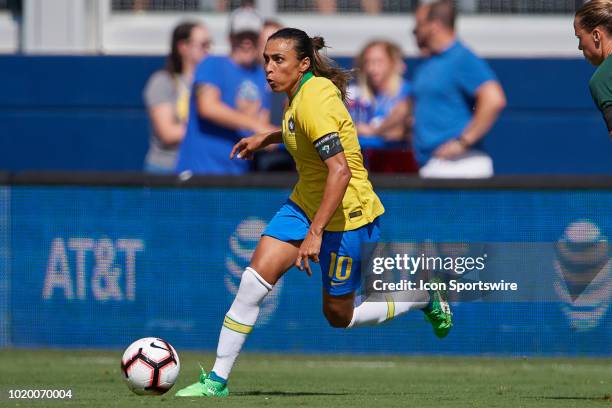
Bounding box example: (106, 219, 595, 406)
(230, 130, 283, 160)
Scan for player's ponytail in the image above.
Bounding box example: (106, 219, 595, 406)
(309, 35, 352, 103)
(268, 28, 352, 103)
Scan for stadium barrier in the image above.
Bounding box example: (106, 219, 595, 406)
(0, 173, 610, 355)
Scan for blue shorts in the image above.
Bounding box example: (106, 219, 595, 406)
(263, 200, 381, 296)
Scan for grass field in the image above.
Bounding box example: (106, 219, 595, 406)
(0, 350, 610, 407)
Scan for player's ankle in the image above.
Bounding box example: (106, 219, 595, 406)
(209, 371, 227, 385)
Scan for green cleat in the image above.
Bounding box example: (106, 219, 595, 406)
(423, 278, 453, 338)
(175, 368, 229, 398)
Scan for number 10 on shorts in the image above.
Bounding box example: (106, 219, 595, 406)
(328, 252, 353, 281)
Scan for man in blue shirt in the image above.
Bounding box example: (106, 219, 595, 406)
(412, 0, 506, 178)
(176, 7, 275, 174)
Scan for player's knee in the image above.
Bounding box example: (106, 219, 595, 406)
(323, 304, 352, 328)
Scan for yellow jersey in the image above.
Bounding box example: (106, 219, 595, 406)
(281, 73, 385, 232)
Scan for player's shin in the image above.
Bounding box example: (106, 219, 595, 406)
(347, 290, 429, 328)
(211, 267, 272, 381)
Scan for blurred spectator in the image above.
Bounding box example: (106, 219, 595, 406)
(313, 0, 383, 14)
(316, 0, 337, 14)
(258, 19, 284, 64)
(361, 0, 382, 14)
(348, 40, 411, 150)
(176, 7, 275, 174)
(143, 21, 210, 174)
(122, 0, 226, 12)
(132, 0, 148, 12)
(412, 0, 506, 178)
(199, 0, 229, 12)
(574, 0, 612, 138)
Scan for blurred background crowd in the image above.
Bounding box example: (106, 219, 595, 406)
(113, 0, 581, 14)
(0, 0, 609, 177)
(145, 0, 507, 178)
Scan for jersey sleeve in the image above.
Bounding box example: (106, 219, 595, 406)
(143, 71, 175, 107)
(457, 52, 497, 96)
(589, 74, 612, 111)
(299, 82, 345, 143)
(193, 57, 224, 90)
(589, 73, 612, 132)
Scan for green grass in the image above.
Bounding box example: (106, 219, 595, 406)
(0, 350, 610, 407)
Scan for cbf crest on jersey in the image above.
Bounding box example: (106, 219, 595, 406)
(288, 116, 295, 133)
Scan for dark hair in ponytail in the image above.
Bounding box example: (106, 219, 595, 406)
(268, 27, 352, 103)
(166, 21, 200, 75)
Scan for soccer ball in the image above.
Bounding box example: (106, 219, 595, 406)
(120, 337, 180, 395)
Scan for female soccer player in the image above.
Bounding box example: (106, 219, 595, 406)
(575, 0, 612, 137)
(176, 28, 452, 398)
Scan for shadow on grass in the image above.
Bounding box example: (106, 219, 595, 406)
(233, 390, 350, 397)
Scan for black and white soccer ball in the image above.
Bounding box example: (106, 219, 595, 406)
(121, 337, 180, 395)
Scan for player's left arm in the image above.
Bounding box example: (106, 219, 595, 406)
(435, 80, 506, 159)
(296, 133, 351, 276)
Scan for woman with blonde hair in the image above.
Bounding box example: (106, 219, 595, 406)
(348, 40, 412, 149)
(575, 0, 612, 137)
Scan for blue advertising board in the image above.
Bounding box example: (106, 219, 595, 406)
(2, 185, 611, 355)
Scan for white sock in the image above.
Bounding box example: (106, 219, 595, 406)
(211, 267, 272, 381)
(347, 290, 429, 328)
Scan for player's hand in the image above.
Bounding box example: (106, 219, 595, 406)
(230, 134, 268, 160)
(433, 139, 467, 160)
(295, 228, 323, 276)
